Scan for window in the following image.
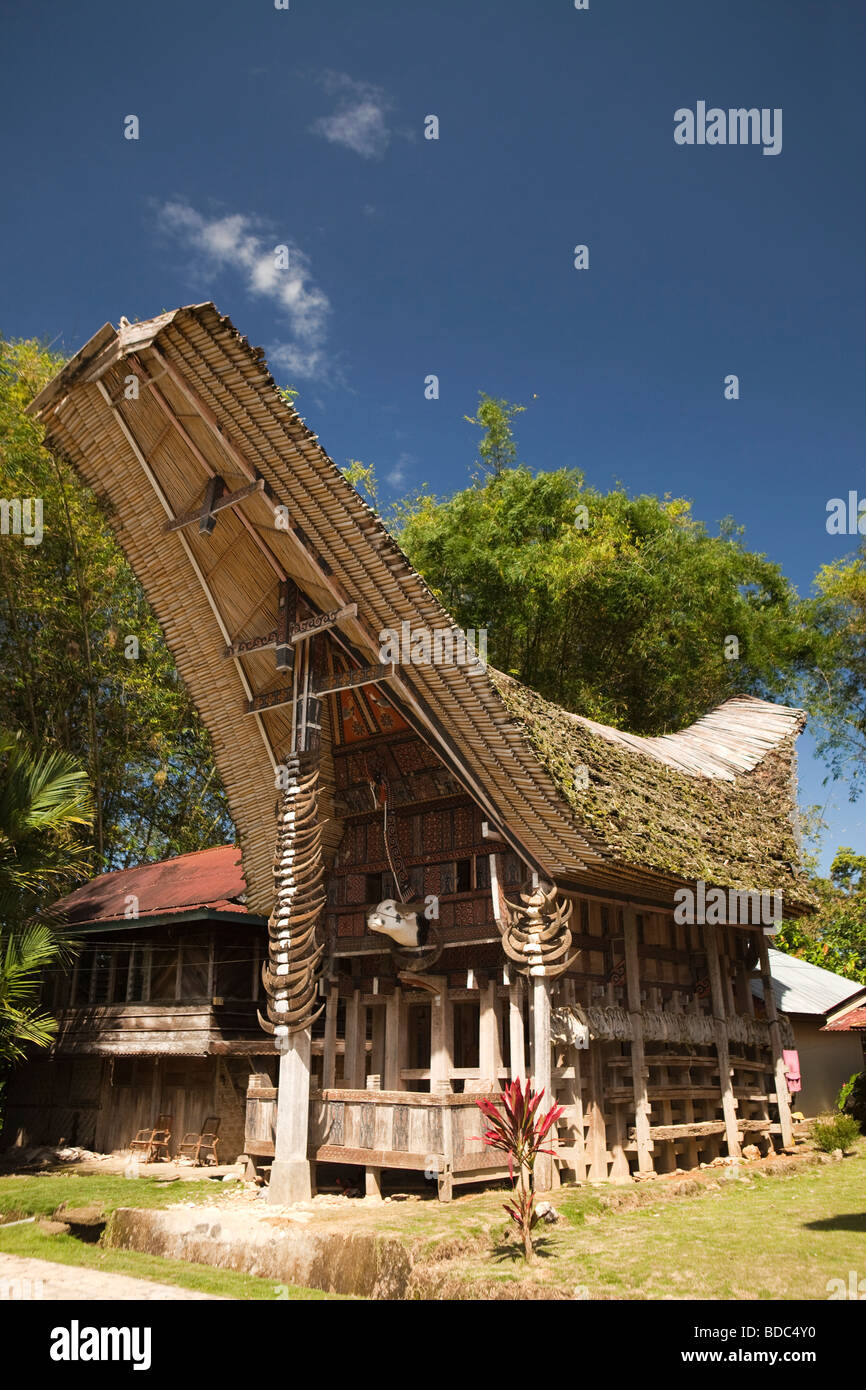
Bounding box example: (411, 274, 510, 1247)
(150, 945, 178, 1001)
(181, 944, 209, 998)
(215, 946, 251, 999)
(127, 945, 145, 1001)
(112, 949, 130, 1003)
(455, 858, 472, 893)
(73, 949, 93, 1005)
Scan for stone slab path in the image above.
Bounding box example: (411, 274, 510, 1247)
(0, 1253, 224, 1300)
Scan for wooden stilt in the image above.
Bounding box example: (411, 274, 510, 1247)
(429, 977, 452, 1092)
(479, 977, 500, 1087)
(586, 1043, 608, 1181)
(623, 909, 653, 1174)
(508, 976, 526, 1082)
(531, 975, 556, 1190)
(268, 1028, 313, 1204)
(371, 1004, 386, 1082)
(384, 987, 401, 1091)
(322, 981, 338, 1090)
(704, 923, 741, 1159)
(757, 934, 794, 1148)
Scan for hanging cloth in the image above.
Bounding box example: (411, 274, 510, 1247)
(782, 1048, 801, 1095)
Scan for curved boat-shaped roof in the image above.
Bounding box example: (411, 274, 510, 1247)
(29, 304, 812, 913)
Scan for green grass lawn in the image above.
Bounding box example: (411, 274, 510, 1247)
(0, 1171, 347, 1299)
(441, 1152, 866, 1299)
(0, 1170, 221, 1220)
(2, 1153, 863, 1299)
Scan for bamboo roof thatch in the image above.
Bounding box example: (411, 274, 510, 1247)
(28, 303, 814, 915)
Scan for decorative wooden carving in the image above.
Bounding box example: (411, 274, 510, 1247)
(258, 754, 326, 1038)
(501, 879, 577, 979)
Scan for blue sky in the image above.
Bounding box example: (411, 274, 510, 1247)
(2, 0, 864, 870)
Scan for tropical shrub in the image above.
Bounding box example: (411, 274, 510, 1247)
(476, 1078, 563, 1260)
(811, 1114, 861, 1153)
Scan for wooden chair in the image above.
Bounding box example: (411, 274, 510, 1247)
(176, 1116, 221, 1166)
(129, 1113, 172, 1163)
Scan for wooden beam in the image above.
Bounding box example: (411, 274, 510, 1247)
(131, 353, 287, 584)
(384, 987, 402, 1091)
(530, 976, 556, 1190)
(138, 349, 559, 881)
(623, 908, 653, 1174)
(704, 924, 741, 1160)
(479, 978, 500, 1085)
(585, 1038, 609, 1181)
(429, 977, 452, 1093)
(164, 477, 265, 532)
(95, 381, 277, 772)
(313, 662, 397, 697)
(268, 1027, 314, 1204)
(757, 933, 794, 1148)
(508, 975, 525, 1082)
(322, 982, 339, 1091)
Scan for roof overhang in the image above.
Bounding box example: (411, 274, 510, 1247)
(29, 304, 606, 912)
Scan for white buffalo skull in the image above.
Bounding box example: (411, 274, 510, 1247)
(367, 898, 431, 949)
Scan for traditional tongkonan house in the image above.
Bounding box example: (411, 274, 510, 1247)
(21, 303, 814, 1199)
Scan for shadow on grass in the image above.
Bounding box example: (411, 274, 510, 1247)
(803, 1212, 866, 1232)
(490, 1234, 557, 1264)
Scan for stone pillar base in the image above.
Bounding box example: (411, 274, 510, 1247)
(268, 1158, 312, 1205)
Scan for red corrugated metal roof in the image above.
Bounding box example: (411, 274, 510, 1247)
(822, 1005, 866, 1032)
(58, 845, 247, 925)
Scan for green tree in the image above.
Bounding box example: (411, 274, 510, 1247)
(0, 730, 92, 1066)
(775, 847, 866, 986)
(801, 543, 866, 799)
(464, 393, 526, 477)
(0, 337, 233, 869)
(340, 459, 379, 510)
(394, 401, 812, 732)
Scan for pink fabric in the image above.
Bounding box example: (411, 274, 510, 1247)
(783, 1049, 801, 1094)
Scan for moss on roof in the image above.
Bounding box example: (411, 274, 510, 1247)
(490, 671, 816, 911)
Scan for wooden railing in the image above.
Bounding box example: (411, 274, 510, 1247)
(244, 1077, 510, 1199)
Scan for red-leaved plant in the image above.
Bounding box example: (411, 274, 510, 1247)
(476, 1078, 563, 1260)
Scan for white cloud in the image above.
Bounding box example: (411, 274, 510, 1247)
(386, 452, 414, 488)
(157, 200, 332, 381)
(310, 72, 392, 159)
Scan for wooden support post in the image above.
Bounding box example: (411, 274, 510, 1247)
(585, 1043, 608, 1181)
(365, 1166, 382, 1198)
(531, 975, 556, 1190)
(438, 1104, 454, 1202)
(704, 924, 741, 1160)
(757, 933, 794, 1148)
(479, 977, 500, 1087)
(508, 976, 526, 1082)
(322, 982, 338, 1090)
(567, 1039, 587, 1182)
(268, 1028, 313, 1204)
(429, 977, 452, 1092)
(623, 908, 653, 1174)
(344, 989, 365, 1089)
(384, 987, 402, 1091)
(371, 1004, 386, 1082)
